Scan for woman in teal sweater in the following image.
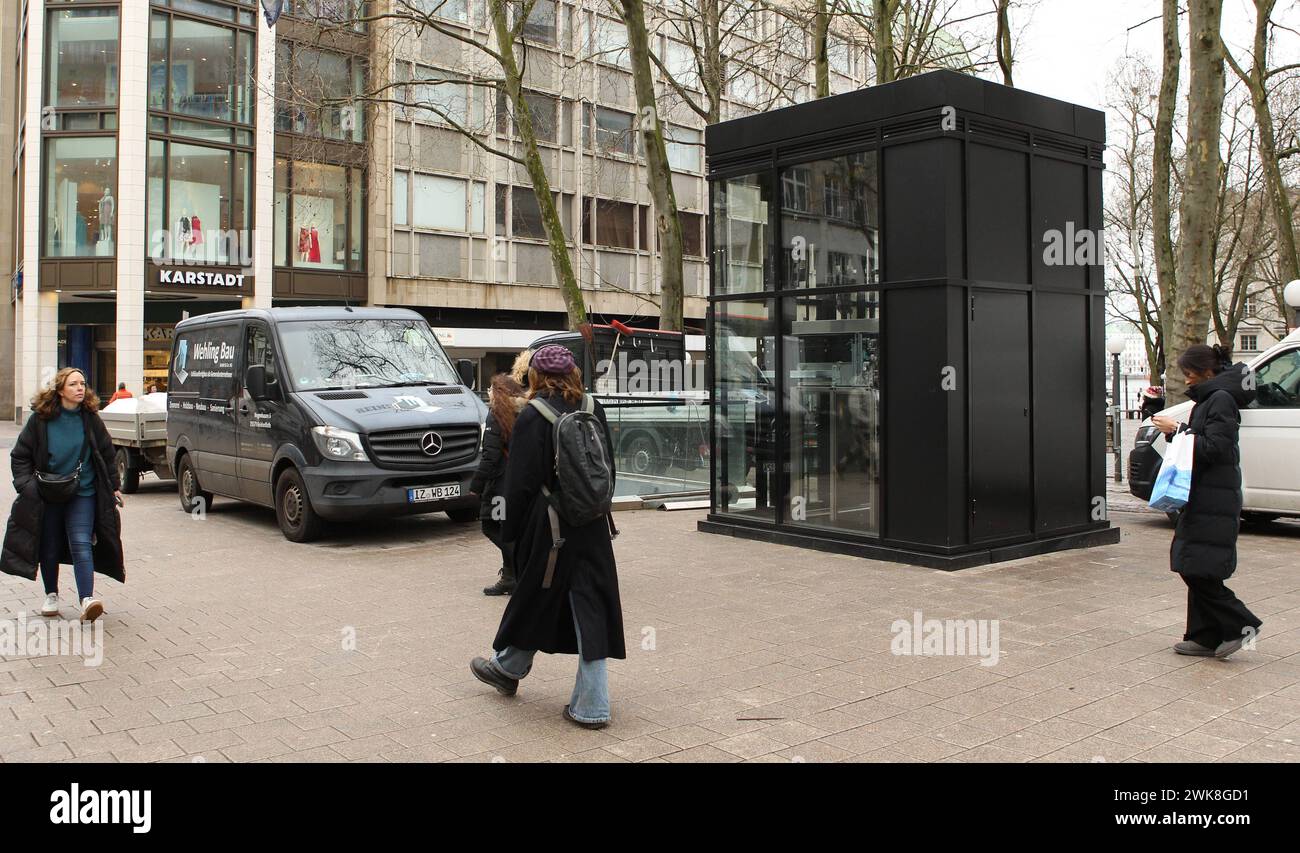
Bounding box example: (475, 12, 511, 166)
(2, 368, 125, 620)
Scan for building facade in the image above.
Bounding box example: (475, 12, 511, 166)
(5, 0, 874, 417)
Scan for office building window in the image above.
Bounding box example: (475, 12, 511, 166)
(1241, 335, 1258, 353)
(496, 90, 558, 144)
(665, 125, 701, 172)
(582, 198, 636, 249)
(583, 105, 634, 156)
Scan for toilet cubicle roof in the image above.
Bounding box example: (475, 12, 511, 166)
(705, 69, 1106, 163)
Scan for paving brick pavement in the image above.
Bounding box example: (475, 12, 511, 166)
(0, 424, 1297, 763)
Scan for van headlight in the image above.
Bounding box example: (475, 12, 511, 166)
(311, 426, 368, 462)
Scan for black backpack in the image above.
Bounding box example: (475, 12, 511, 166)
(529, 395, 618, 587)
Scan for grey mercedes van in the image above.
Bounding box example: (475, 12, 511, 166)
(166, 307, 486, 541)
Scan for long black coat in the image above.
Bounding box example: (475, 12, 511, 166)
(2, 407, 126, 583)
(492, 393, 625, 662)
(1169, 364, 1255, 581)
(469, 399, 525, 523)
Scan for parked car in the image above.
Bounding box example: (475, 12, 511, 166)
(166, 307, 486, 541)
(1129, 328, 1300, 523)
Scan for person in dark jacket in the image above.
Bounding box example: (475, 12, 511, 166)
(469, 345, 625, 729)
(3, 368, 125, 621)
(470, 373, 527, 596)
(1152, 344, 1261, 659)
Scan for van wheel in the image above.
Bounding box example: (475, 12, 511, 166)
(446, 507, 479, 523)
(275, 468, 323, 543)
(176, 454, 212, 514)
(116, 448, 141, 494)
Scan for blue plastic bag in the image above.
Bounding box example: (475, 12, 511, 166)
(1149, 430, 1193, 512)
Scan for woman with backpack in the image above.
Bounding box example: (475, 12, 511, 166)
(1151, 344, 1261, 659)
(470, 373, 527, 596)
(470, 345, 625, 729)
(3, 367, 125, 621)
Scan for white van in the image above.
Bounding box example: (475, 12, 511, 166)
(1128, 328, 1300, 521)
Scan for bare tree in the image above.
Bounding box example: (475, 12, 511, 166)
(1151, 0, 1181, 391)
(1166, 0, 1227, 403)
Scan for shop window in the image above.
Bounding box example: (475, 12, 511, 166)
(44, 137, 117, 258)
(147, 139, 252, 265)
(583, 105, 634, 156)
(149, 12, 254, 126)
(665, 125, 701, 172)
(45, 7, 119, 109)
(273, 160, 366, 271)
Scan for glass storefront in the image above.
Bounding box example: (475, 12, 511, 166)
(44, 137, 118, 257)
(148, 139, 252, 265)
(46, 7, 120, 109)
(274, 160, 365, 271)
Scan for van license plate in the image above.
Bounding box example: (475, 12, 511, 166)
(408, 484, 461, 503)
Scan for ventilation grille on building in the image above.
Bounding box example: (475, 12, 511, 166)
(779, 128, 879, 163)
(882, 111, 958, 139)
(316, 390, 369, 400)
(968, 120, 1029, 146)
(1034, 134, 1090, 159)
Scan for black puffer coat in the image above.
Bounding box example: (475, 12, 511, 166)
(1169, 363, 1256, 580)
(2, 407, 126, 583)
(469, 396, 526, 522)
(492, 393, 625, 662)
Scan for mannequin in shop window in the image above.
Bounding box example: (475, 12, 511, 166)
(97, 188, 114, 245)
(297, 221, 321, 264)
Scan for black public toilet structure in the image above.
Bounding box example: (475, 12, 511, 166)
(698, 69, 1121, 569)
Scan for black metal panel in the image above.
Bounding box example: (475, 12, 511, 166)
(883, 138, 963, 282)
(1032, 156, 1090, 289)
(969, 144, 1029, 285)
(969, 290, 1032, 541)
(1035, 292, 1090, 530)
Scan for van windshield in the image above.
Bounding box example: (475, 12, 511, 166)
(278, 319, 460, 390)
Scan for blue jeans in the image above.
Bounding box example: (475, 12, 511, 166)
(39, 494, 96, 600)
(491, 593, 610, 723)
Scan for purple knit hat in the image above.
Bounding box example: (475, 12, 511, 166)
(530, 344, 577, 375)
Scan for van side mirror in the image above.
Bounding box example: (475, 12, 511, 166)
(456, 359, 476, 390)
(246, 365, 268, 400)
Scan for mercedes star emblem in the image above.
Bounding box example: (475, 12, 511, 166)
(420, 432, 443, 456)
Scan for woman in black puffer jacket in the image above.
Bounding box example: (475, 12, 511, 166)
(1152, 344, 1261, 659)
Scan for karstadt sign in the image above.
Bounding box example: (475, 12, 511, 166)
(157, 269, 247, 288)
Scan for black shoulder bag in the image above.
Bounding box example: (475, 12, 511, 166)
(34, 428, 89, 505)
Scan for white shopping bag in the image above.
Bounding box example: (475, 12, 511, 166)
(1148, 430, 1194, 512)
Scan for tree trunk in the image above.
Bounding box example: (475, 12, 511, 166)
(701, 0, 724, 124)
(1152, 0, 1181, 395)
(489, 0, 587, 329)
(619, 0, 684, 332)
(1168, 0, 1226, 403)
(995, 0, 1014, 86)
(874, 0, 896, 84)
(814, 0, 831, 98)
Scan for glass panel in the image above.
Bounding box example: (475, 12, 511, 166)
(714, 300, 776, 520)
(470, 182, 485, 234)
(666, 125, 701, 172)
(780, 153, 879, 289)
(147, 140, 166, 260)
(510, 186, 546, 239)
(412, 65, 468, 127)
(149, 13, 168, 111)
(1253, 350, 1300, 408)
(416, 0, 468, 23)
(233, 150, 251, 243)
(44, 137, 117, 258)
(291, 161, 348, 269)
(413, 174, 466, 231)
(169, 118, 234, 143)
(60, 113, 101, 131)
(274, 157, 288, 266)
(712, 172, 771, 295)
(172, 0, 236, 22)
(782, 292, 882, 536)
(349, 167, 363, 270)
(393, 171, 408, 227)
(292, 47, 357, 140)
(234, 31, 254, 125)
(278, 319, 460, 391)
(168, 142, 234, 263)
(593, 107, 634, 156)
(170, 17, 237, 122)
(47, 7, 120, 109)
(522, 0, 557, 45)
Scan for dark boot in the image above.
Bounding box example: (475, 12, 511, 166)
(482, 569, 515, 596)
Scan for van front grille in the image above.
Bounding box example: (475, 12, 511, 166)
(365, 424, 480, 469)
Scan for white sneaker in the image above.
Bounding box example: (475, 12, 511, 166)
(80, 597, 104, 623)
(40, 593, 59, 617)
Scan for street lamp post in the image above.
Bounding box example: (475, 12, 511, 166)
(1106, 337, 1127, 483)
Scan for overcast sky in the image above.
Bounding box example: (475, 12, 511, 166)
(1008, 0, 1298, 112)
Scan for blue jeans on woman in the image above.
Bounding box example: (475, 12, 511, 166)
(490, 593, 610, 723)
(39, 493, 96, 600)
